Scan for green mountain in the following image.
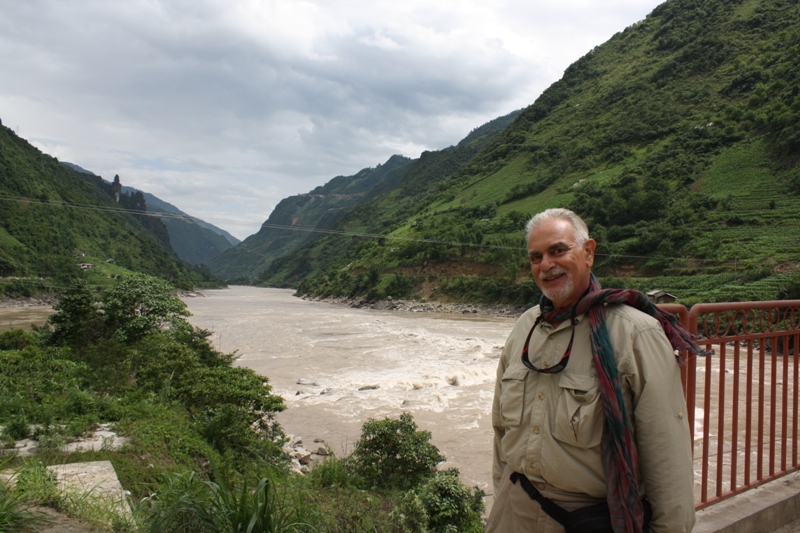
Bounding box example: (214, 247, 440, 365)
(63, 162, 239, 266)
(0, 125, 218, 292)
(208, 110, 522, 281)
(207, 153, 414, 280)
(249, 0, 800, 306)
(120, 186, 239, 266)
(121, 188, 238, 244)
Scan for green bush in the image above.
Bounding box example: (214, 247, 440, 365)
(390, 471, 485, 533)
(0, 330, 37, 351)
(2, 415, 29, 441)
(351, 413, 444, 491)
(308, 455, 357, 489)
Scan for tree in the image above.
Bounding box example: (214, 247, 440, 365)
(102, 275, 191, 343)
(351, 412, 444, 490)
(47, 278, 102, 349)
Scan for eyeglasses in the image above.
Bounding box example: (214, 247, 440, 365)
(521, 310, 576, 374)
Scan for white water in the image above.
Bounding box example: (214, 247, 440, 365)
(182, 286, 516, 499)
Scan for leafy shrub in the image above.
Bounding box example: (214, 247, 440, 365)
(351, 413, 444, 491)
(308, 455, 357, 489)
(0, 330, 36, 351)
(2, 415, 29, 441)
(391, 491, 428, 533)
(391, 471, 485, 533)
(180, 366, 286, 456)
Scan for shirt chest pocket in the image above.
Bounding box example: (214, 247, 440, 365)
(553, 372, 603, 449)
(499, 366, 529, 427)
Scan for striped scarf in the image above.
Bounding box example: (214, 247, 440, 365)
(538, 274, 705, 533)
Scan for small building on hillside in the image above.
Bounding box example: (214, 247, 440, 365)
(647, 289, 677, 304)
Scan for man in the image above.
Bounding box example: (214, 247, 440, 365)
(487, 208, 697, 533)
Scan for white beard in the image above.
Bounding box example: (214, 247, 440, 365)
(538, 268, 574, 305)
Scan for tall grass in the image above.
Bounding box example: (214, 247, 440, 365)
(0, 482, 41, 533)
(0, 459, 52, 532)
(142, 470, 315, 533)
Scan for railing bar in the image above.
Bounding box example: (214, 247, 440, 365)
(770, 334, 777, 476)
(686, 301, 800, 510)
(716, 341, 726, 497)
(731, 342, 740, 493)
(758, 339, 766, 481)
(782, 333, 789, 472)
(702, 338, 713, 503)
(745, 338, 753, 487)
(687, 352, 697, 451)
(792, 334, 800, 466)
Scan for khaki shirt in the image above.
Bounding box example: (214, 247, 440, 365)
(492, 304, 695, 532)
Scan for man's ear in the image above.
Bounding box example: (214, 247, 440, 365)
(584, 239, 597, 267)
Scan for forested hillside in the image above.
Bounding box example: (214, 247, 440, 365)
(0, 124, 218, 294)
(209, 110, 522, 282)
(64, 162, 239, 267)
(252, 0, 800, 306)
(208, 153, 414, 280)
(122, 186, 240, 267)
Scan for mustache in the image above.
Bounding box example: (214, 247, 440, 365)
(538, 267, 567, 281)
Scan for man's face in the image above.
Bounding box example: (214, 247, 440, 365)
(527, 217, 596, 309)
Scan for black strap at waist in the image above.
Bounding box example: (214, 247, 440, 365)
(510, 471, 570, 525)
(510, 472, 652, 533)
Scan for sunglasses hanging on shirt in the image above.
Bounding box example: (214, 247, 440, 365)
(520, 309, 576, 374)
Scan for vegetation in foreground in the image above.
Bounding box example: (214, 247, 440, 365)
(0, 276, 484, 532)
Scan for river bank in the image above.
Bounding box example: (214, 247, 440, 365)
(0, 294, 57, 308)
(295, 292, 528, 319)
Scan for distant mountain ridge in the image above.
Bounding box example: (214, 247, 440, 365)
(208, 110, 522, 281)
(61, 162, 239, 266)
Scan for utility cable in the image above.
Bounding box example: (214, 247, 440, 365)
(0, 193, 762, 263)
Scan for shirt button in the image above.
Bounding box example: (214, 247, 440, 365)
(530, 461, 537, 469)
(538, 392, 546, 400)
(533, 426, 540, 434)
(677, 412, 684, 419)
(542, 361, 550, 368)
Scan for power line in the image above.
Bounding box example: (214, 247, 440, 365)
(0, 193, 760, 264)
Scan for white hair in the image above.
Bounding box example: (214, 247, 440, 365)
(525, 208, 590, 245)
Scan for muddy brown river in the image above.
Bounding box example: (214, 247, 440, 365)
(182, 286, 515, 502)
(0, 305, 53, 333)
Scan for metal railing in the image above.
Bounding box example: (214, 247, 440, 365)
(662, 300, 800, 509)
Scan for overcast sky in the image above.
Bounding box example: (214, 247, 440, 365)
(0, 0, 665, 239)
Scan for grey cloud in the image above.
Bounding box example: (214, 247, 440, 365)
(0, 0, 666, 238)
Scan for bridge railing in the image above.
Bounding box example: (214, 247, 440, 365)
(660, 300, 800, 509)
